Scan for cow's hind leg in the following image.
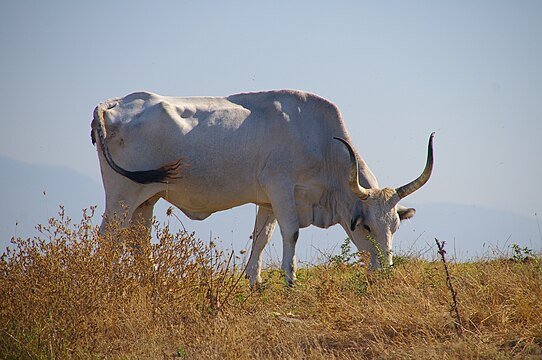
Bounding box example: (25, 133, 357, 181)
(131, 195, 160, 232)
(128, 195, 160, 254)
(99, 179, 163, 233)
(246, 205, 277, 287)
(99, 187, 161, 250)
(100, 198, 133, 234)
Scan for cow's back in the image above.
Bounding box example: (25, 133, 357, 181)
(98, 89, 350, 193)
(104, 89, 346, 165)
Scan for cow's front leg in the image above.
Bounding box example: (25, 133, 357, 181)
(246, 206, 277, 288)
(262, 183, 300, 286)
(281, 227, 299, 286)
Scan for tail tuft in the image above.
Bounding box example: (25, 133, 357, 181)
(124, 159, 184, 184)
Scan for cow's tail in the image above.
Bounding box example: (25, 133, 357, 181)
(91, 103, 182, 184)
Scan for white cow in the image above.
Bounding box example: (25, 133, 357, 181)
(91, 90, 434, 286)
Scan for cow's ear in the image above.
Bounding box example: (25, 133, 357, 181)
(350, 200, 365, 231)
(398, 206, 416, 220)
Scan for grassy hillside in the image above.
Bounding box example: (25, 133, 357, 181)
(1, 209, 541, 359)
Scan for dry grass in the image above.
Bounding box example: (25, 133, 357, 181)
(1, 208, 542, 359)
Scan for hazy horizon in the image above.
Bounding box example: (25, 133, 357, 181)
(2, 155, 540, 263)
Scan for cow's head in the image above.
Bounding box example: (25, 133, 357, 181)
(335, 133, 434, 267)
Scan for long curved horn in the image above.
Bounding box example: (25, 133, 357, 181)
(396, 132, 435, 199)
(334, 137, 370, 200)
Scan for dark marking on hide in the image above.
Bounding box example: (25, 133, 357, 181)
(350, 215, 362, 231)
(90, 122, 96, 145)
(350, 200, 365, 231)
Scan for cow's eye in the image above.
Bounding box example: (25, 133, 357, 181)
(363, 225, 371, 233)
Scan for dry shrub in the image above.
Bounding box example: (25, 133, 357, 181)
(1, 209, 541, 359)
(0, 207, 248, 358)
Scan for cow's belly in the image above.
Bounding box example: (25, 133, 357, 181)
(159, 178, 270, 220)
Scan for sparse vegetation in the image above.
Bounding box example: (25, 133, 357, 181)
(1, 208, 542, 359)
(511, 243, 540, 264)
(330, 238, 359, 266)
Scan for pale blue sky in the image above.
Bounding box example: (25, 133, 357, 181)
(1, 1, 541, 257)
